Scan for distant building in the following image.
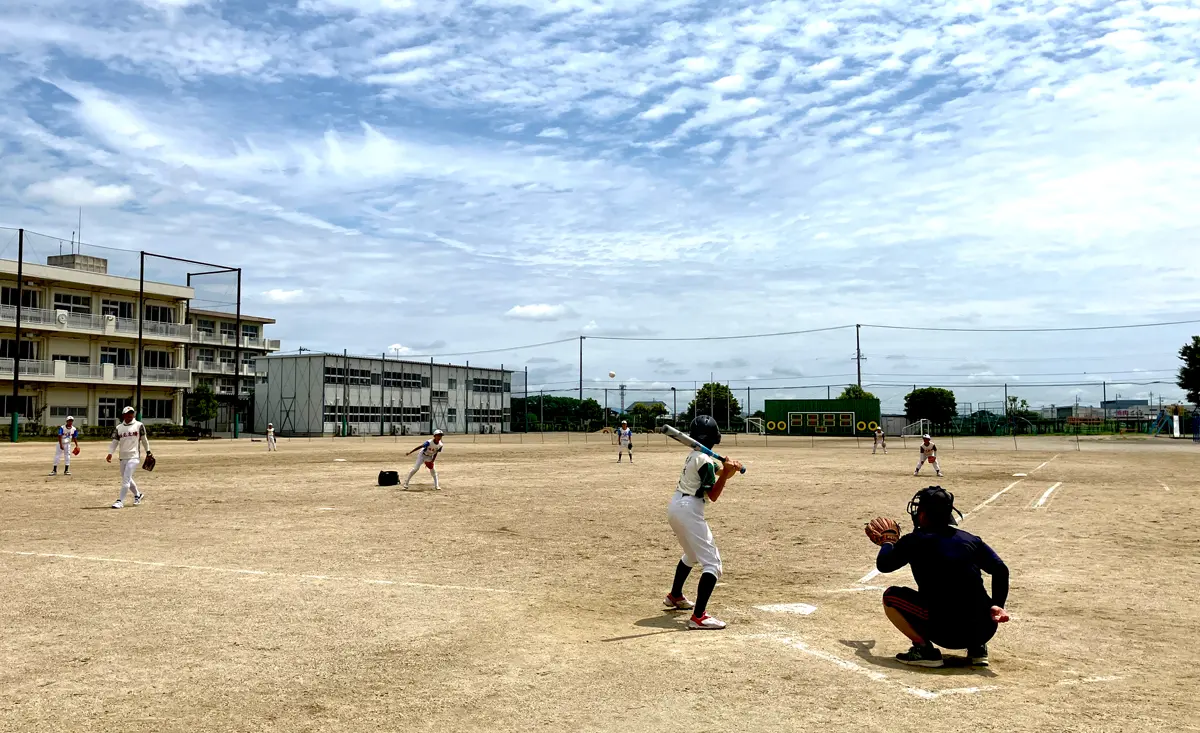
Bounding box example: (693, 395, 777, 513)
(622, 400, 668, 414)
(1100, 399, 1149, 410)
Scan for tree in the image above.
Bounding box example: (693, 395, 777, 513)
(186, 385, 219, 425)
(904, 387, 956, 427)
(683, 383, 742, 425)
(627, 401, 668, 429)
(838, 384, 878, 401)
(1178, 336, 1200, 405)
(510, 395, 603, 430)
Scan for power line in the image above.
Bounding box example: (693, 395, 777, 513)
(584, 325, 854, 342)
(861, 319, 1200, 333)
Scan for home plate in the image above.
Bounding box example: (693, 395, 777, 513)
(1013, 473, 1027, 477)
(755, 603, 817, 616)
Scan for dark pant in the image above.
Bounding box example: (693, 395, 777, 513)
(883, 586, 997, 649)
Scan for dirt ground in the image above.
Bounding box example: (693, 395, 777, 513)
(2, 432, 1198, 732)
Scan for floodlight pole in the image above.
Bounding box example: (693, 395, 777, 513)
(856, 323, 862, 387)
(233, 268, 242, 438)
(136, 251, 145, 420)
(524, 366, 529, 433)
(10, 229, 23, 442)
(578, 336, 584, 403)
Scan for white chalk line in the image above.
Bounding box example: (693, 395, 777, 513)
(1058, 675, 1121, 686)
(1030, 454, 1060, 474)
(1033, 482, 1063, 509)
(1159, 482, 1171, 492)
(1, 551, 517, 594)
(827, 586, 885, 593)
(754, 603, 817, 615)
(743, 633, 996, 700)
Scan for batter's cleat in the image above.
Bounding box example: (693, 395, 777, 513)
(968, 644, 989, 667)
(663, 594, 695, 611)
(111, 500, 124, 509)
(687, 614, 727, 630)
(895, 644, 943, 668)
(133, 492, 145, 505)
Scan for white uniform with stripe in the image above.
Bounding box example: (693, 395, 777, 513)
(617, 427, 633, 458)
(266, 426, 277, 451)
(915, 440, 941, 474)
(873, 429, 886, 454)
(54, 424, 78, 467)
(108, 420, 150, 502)
(405, 439, 443, 488)
(667, 450, 723, 578)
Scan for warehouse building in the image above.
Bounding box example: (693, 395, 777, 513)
(252, 352, 512, 436)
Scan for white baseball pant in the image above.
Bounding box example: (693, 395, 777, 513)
(915, 456, 941, 474)
(54, 445, 73, 467)
(405, 454, 438, 489)
(667, 492, 723, 579)
(266, 435, 277, 451)
(119, 457, 140, 501)
(873, 439, 886, 455)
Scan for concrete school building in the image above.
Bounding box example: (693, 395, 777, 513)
(1, 252, 278, 430)
(252, 352, 512, 437)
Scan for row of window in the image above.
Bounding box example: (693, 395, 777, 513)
(2, 398, 173, 423)
(196, 348, 255, 365)
(466, 408, 508, 422)
(0, 341, 175, 368)
(319, 368, 506, 393)
(472, 378, 510, 394)
(323, 405, 433, 423)
(193, 319, 260, 339)
(2, 286, 182, 322)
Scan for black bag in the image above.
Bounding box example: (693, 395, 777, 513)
(378, 470, 399, 487)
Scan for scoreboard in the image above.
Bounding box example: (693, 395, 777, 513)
(762, 399, 882, 436)
(789, 412, 856, 435)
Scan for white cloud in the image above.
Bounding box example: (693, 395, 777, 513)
(25, 177, 134, 207)
(711, 75, 746, 93)
(506, 304, 574, 321)
(536, 127, 568, 139)
(263, 289, 304, 303)
(387, 343, 414, 355)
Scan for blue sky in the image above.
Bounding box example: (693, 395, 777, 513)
(1, 0, 1198, 413)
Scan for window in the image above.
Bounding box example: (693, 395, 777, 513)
(242, 324, 259, 339)
(220, 322, 237, 339)
(448, 377, 457, 390)
(143, 304, 176, 323)
(1, 287, 38, 308)
(196, 318, 216, 335)
(198, 348, 215, 362)
(466, 408, 504, 422)
(50, 406, 88, 420)
(382, 370, 425, 389)
(142, 399, 174, 420)
(219, 350, 234, 365)
(1, 395, 36, 418)
(431, 390, 448, 400)
(0, 340, 38, 360)
(97, 398, 118, 428)
(100, 347, 133, 366)
(53, 293, 92, 314)
(143, 350, 174, 369)
(52, 355, 90, 365)
(472, 377, 505, 394)
(447, 407, 457, 424)
(101, 299, 134, 319)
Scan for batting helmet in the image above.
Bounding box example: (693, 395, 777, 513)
(688, 415, 721, 449)
(907, 486, 962, 529)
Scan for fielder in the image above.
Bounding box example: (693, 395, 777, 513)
(617, 420, 633, 462)
(106, 407, 150, 509)
(49, 416, 80, 476)
(266, 423, 278, 451)
(914, 434, 942, 477)
(663, 415, 743, 630)
(865, 486, 1011, 668)
(873, 427, 887, 455)
(404, 429, 444, 490)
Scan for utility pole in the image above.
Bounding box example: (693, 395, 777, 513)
(578, 336, 584, 404)
(524, 366, 529, 433)
(10, 229, 23, 442)
(856, 324, 863, 387)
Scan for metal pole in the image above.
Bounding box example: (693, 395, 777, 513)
(233, 268, 242, 438)
(342, 348, 349, 437)
(604, 389, 608, 428)
(672, 387, 677, 425)
(136, 251, 145, 419)
(380, 352, 386, 437)
(499, 363, 504, 434)
(431, 356, 435, 435)
(856, 324, 862, 387)
(524, 366, 529, 433)
(579, 336, 584, 403)
(709, 373, 714, 417)
(10, 229, 23, 442)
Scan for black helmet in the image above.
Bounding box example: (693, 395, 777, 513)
(689, 415, 722, 449)
(907, 486, 963, 529)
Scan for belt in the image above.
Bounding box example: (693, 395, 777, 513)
(676, 489, 705, 499)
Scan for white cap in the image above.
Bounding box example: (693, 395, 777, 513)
(65, 415, 74, 421)
(922, 433, 931, 439)
(123, 406, 136, 414)
(433, 429, 444, 436)
(621, 420, 627, 424)
(268, 422, 273, 427)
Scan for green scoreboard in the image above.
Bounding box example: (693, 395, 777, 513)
(763, 399, 882, 436)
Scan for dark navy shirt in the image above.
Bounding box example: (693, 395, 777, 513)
(877, 527, 1009, 614)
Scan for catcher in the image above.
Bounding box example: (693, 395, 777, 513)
(864, 486, 1009, 668)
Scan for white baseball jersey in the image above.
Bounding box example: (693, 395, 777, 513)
(920, 441, 937, 458)
(58, 425, 78, 447)
(267, 427, 275, 438)
(676, 450, 720, 500)
(108, 420, 150, 461)
(873, 430, 884, 442)
(618, 427, 632, 444)
(418, 440, 444, 462)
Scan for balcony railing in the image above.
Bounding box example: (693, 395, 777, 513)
(192, 332, 277, 350)
(65, 362, 103, 380)
(0, 359, 56, 377)
(140, 367, 191, 384)
(189, 359, 255, 376)
(0, 306, 193, 341)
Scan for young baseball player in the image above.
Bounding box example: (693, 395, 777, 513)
(866, 486, 1010, 667)
(403, 429, 444, 489)
(49, 416, 80, 476)
(266, 423, 277, 451)
(663, 415, 743, 630)
(617, 420, 633, 462)
(914, 434, 942, 477)
(106, 407, 151, 509)
(873, 427, 887, 455)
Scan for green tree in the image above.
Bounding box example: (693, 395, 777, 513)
(510, 395, 603, 430)
(683, 383, 742, 424)
(838, 384, 878, 401)
(626, 401, 668, 429)
(186, 385, 219, 425)
(1178, 336, 1200, 405)
(904, 387, 957, 427)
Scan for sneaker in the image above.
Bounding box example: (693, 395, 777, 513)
(687, 613, 727, 630)
(936, 472, 944, 477)
(968, 644, 989, 667)
(133, 492, 145, 506)
(663, 594, 695, 611)
(895, 644, 943, 668)
(63, 468, 70, 476)
(49, 468, 57, 476)
(111, 500, 124, 509)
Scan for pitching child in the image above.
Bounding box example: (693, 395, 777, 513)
(404, 429, 444, 489)
(865, 486, 1010, 667)
(663, 415, 743, 630)
(617, 420, 633, 462)
(106, 406, 151, 509)
(266, 423, 278, 451)
(873, 427, 887, 455)
(914, 434, 942, 477)
(49, 416, 80, 476)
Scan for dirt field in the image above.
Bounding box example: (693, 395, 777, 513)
(2, 432, 1198, 732)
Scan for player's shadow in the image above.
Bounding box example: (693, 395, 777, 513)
(599, 613, 688, 643)
(839, 640, 998, 678)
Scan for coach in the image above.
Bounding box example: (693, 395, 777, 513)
(865, 486, 1010, 668)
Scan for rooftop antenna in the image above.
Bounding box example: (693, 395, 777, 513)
(77, 207, 82, 254)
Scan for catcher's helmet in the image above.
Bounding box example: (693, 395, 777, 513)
(908, 486, 962, 529)
(689, 415, 721, 449)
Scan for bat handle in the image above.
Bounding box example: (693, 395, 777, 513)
(719, 455, 747, 474)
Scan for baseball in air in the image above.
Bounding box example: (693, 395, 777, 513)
(609, 371, 616, 378)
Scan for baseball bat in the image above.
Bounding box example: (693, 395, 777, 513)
(659, 425, 747, 474)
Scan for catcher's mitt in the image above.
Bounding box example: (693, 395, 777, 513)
(864, 517, 901, 545)
(142, 454, 156, 472)
(72, 445, 80, 456)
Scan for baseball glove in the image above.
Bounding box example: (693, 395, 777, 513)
(864, 517, 901, 545)
(927, 456, 936, 463)
(72, 445, 80, 456)
(142, 454, 156, 472)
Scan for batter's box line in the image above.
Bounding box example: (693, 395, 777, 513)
(740, 632, 997, 700)
(1, 551, 520, 595)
